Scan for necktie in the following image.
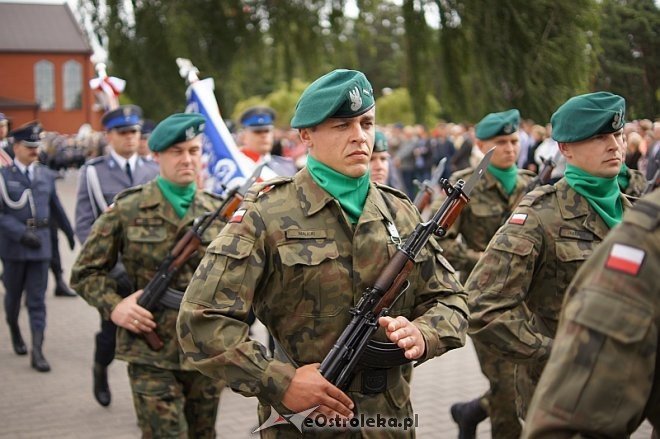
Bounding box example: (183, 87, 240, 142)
(125, 162, 133, 184)
(24, 168, 31, 185)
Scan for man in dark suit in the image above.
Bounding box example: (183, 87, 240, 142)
(0, 122, 71, 372)
(74, 104, 159, 406)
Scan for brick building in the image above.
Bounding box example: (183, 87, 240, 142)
(0, 2, 101, 134)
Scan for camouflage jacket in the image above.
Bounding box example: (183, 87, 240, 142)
(178, 168, 467, 423)
(467, 178, 632, 363)
(524, 189, 659, 438)
(433, 166, 535, 274)
(624, 167, 647, 199)
(71, 179, 225, 370)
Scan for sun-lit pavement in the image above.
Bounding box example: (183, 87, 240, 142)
(0, 170, 653, 438)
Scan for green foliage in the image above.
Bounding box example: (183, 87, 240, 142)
(376, 88, 440, 127)
(80, 0, 657, 128)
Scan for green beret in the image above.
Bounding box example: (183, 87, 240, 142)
(373, 131, 388, 153)
(551, 92, 626, 143)
(475, 109, 520, 140)
(148, 113, 206, 152)
(291, 69, 375, 129)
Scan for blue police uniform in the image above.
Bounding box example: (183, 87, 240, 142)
(73, 105, 158, 406)
(239, 106, 298, 177)
(0, 123, 69, 372)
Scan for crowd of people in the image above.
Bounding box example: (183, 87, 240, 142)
(0, 68, 658, 439)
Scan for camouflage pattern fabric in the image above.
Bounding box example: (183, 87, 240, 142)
(430, 167, 533, 438)
(624, 167, 647, 199)
(467, 178, 632, 418)
(128, 363, 221, 439)
(71, 179, 226, 435)
(523, 189, 659, 438)
(178, 168, 468, 438)
(431, 167, 535, 276)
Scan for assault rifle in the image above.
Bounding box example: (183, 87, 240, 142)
(524, 150, 562, 194)
(139, 163, 265, 350)
(319, 148, 494, 389)
(643, 159, 659, 196)
(412, 157, 447, 213)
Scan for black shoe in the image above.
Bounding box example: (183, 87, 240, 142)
(9, 324, 27, 356)
(54, 277, 77, 297)
(31, 332, 50, 372)
(450, 398, 488, 439)
(93, 363, 111, 407)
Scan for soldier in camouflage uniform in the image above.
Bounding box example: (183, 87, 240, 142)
(523, 188, 659, 438)
(71, 113, 224, 438)
(468, 92, 632, 419)
(444, 109, 534, 439)
(178, 69, 468, 438)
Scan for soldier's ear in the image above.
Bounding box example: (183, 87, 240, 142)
(557, 142, 571, 159)
(152, 152, 161, 164)
(299, 128, 313, 149)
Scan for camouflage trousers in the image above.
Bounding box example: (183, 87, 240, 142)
(127, 363, 223, 439)
(473, 340, 521, 439)
(256, 366, 416, 439)
(513, 360, 545, 420)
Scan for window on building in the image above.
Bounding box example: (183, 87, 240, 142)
(34, 60, 55, 111)
(63, 60, 83, 110)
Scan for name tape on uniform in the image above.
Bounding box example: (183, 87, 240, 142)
(605, 243, 645, 276)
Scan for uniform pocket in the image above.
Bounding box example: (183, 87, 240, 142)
(277, 240, 346, 317)
(555, 240, 594, 296)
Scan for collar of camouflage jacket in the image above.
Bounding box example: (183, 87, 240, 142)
(294, 167, 393, 226)
(137, 179, 217, 229)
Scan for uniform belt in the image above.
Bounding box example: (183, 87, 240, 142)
(26, 218, 49, 228)
(347, 367, 402, 394)
(159, 288, 185, 310)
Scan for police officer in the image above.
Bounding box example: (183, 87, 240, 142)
(0, 122, 70, 372)
(523, 188, 659, 438)
(445, 109, 534, 439)
(238, 106, 298, 177)
(467, 92, 632, 419)
(178, 69, 468, 438)
(74, 104, 158, 406)
(71, 113, 224, 437)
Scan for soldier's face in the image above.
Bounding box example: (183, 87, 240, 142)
(301, 108, 376, 178)
(479, 132, 520, 169)
(560, 129, 624, 178)
(154, 136, 202, 186)
(0, 122, 7, 139)
(370, 151, 390, 184)
(241, 128, 274, 155)
(107, 128, 140, 158)
(13, 143, 39, 165)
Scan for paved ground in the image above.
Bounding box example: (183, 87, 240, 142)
(0, 170, 653, 438)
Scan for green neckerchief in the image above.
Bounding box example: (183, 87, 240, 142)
(306, 155, 370, 224)
(564, 163, 623, 229)
(617, 163, 630, 191)
(156, 176, 197, 218)
(487, 164, 518, 195)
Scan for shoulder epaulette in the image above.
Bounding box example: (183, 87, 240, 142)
(624, 191, 660, 231)
(86, 156, 105, 166)
(518, 184, 556, 207)
(113, 185, 143, 203)
(450, 167, 474, 182)
(244, 177, 293, 202)
(375, 182, 409, 200)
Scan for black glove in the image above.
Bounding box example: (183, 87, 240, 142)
(20, 230, 42, 249)
(67, 233, 75, 250)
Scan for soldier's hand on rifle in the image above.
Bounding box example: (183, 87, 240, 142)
(282, 363, 354, 420)
(110, 290, 157, 335)
(379, 316, 425, 360)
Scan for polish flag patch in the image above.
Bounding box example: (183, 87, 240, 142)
(605, 243, 645, 276)
(509, 213, 528, 225)
(230, 208, 247, 223)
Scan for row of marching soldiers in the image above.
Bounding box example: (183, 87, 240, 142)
(1, 69, 658, 438)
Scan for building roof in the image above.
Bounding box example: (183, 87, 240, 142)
(0, 3, 92, 53)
